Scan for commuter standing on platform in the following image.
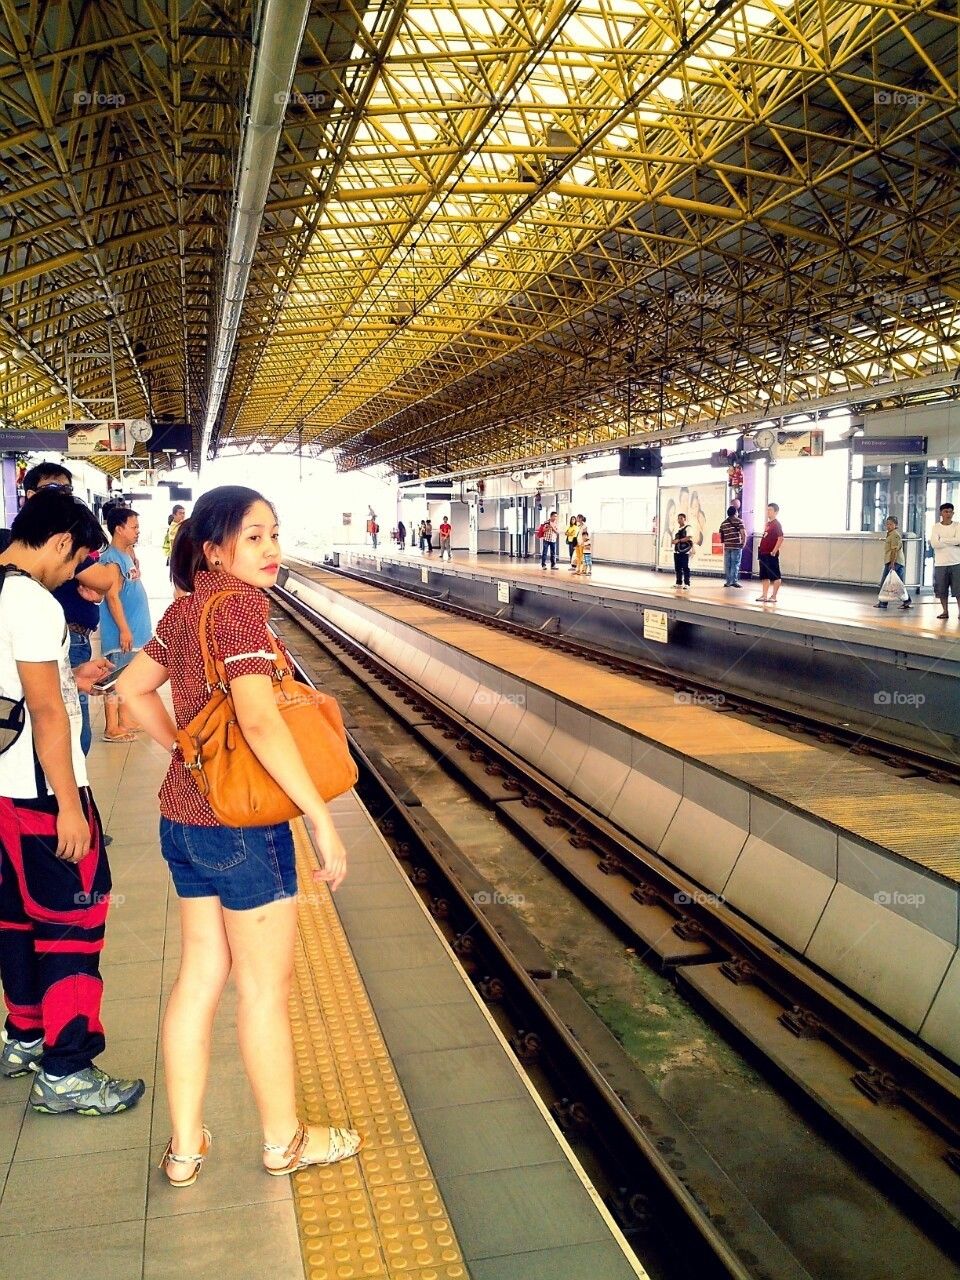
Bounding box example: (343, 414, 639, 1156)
(672, 514, 694, 588)
(0, 489, 145, 1115)
(875, 516, 911, 610)
(565, 515, 579, 566)
(756, 503, 784, 604)
(438, 515, 452, 561)
(575, 515, 593, 576)
(396, 519, 406, 552)
(719, 505, 746, 589)
(425, 518, 433, 553)
(99, 507, 151, 743)
(162, 505, 187, 570)
(117, 486, 362, 1186)
(540, 510, 560, 569)
(14, 465, 124, 756)
(931, 502, 960, 619)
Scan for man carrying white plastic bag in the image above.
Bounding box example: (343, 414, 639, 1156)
(874, 516, 911, 611)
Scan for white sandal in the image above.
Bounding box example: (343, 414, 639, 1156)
(263, 1121, 364, 1176)
(159, 1126, 212, 1187)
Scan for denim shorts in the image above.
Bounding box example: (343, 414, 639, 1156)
(159, 818, 297, 911)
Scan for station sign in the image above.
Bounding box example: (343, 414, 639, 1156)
(421, 567, 430, 584)
(852, 435, 927, 456)
(496, 581, 511, 604)
(643, 608, 669, 644)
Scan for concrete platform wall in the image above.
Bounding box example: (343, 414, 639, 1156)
(285, 573, 960, 1068)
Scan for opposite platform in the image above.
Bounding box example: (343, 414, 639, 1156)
(335, 546, 960, 656)
(330, 547, 960, 760)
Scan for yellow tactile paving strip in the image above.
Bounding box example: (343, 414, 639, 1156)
(304, 570, 960, 880)
(289, 821, 467, 1280)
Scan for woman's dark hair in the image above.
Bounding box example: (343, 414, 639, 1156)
(174, 485, 276, 590)
(169, 520, 196, 594)
(9, 490, 106, 555)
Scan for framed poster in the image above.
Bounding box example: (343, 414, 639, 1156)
(656, 481, 727, 571)
(64, 419, 138, 456)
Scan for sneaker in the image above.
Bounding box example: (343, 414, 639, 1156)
(874, 603, 888, 609)
(0, 1030, 43, 1078)
(30, 1065, 145, 1116)
(732, 583, 742, 588)
(901, 600, 912, 609)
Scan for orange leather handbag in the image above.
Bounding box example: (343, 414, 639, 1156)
(177, 591, 357, 827)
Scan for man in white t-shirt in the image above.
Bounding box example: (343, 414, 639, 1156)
(0, 489, 145, 1116)
(931, 502, 960, 620)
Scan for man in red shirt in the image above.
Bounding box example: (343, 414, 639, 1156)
(438, 517, 452, 561)
(757, 502, 784, 603)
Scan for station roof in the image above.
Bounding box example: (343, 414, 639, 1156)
(1, 0, 958, 476)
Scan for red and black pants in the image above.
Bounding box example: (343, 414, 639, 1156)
(0, 789, 110, 1075)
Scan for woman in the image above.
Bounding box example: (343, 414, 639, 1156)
(162, 505, 186, 568)
(565, 515, 579, 567)
(118, 486, 360, 1186)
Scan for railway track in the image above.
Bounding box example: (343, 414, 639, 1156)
(270, 575, 960, 1279)
(319, 556, 960, 785)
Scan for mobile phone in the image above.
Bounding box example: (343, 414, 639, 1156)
(91, 650, 137, 693)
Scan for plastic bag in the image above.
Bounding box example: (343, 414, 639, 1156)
(879, 570, 908, 603)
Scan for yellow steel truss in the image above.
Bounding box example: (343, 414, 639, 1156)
(1, 1, 958, 475)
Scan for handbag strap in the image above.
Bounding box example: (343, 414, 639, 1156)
(195, 590, 289, 692)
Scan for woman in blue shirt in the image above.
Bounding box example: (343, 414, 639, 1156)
(99, 507, 152, 742)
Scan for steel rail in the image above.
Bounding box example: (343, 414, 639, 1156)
(271, 577, 960, 1246)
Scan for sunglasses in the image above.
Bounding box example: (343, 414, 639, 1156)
(39, 481, 74, 493)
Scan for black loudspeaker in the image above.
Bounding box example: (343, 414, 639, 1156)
(618, 446, 662, 477)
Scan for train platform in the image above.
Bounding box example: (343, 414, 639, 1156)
(331, 546, 960, 756)
(281, 562, 960, 1073)
(338, 547, 960, 648)
(0, 730, 644, 1280)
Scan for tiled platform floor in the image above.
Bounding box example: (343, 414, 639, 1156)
(0, 715, 644, 1280)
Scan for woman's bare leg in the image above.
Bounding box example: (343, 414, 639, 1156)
(162, 896, 232, 1176)
(223, 897, 339, 1165)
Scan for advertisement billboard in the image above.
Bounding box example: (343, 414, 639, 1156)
(656, 481, 728, 571)
(64, 420, 146, 456)
(775, 428, 824, 458)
